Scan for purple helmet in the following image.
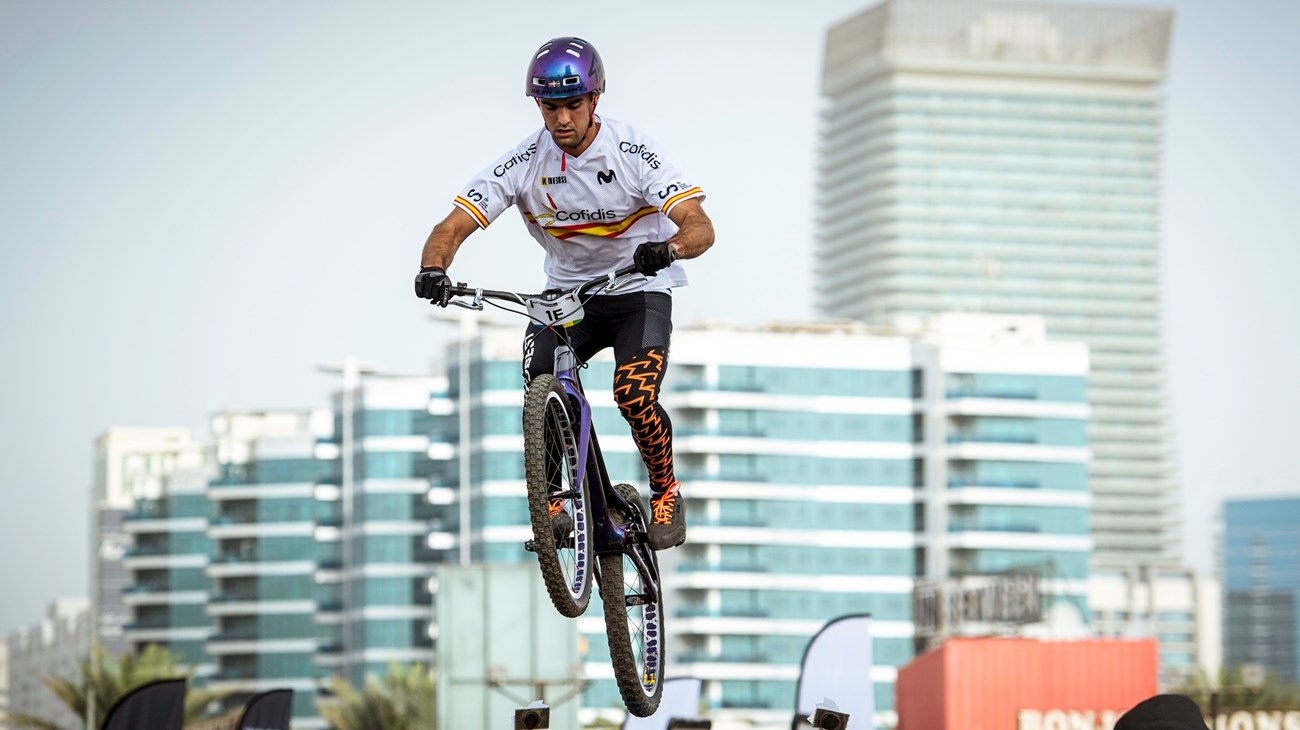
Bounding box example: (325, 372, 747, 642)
(525, 37, 605, 99)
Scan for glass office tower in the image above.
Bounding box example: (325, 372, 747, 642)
(1223, 495, 1300, 684)
(816, 0, 1174, 568)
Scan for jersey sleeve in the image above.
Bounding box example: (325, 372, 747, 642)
(632, 133, 706, 217)
(452, 134, 539, 229)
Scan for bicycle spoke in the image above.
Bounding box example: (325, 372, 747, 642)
(524, 375, 593, 618)
(600, 484, 664, 718)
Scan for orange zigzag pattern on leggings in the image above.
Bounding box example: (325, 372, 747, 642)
(613, 347, 675, 490)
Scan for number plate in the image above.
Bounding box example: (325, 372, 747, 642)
(526, 293, 584, 327)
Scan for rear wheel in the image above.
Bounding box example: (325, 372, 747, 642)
(599, 483, 665, 717)
(523, 374, 593, 617)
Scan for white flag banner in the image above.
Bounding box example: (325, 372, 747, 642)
(794, 614, 875, 729)
(623, 677, 704, 730)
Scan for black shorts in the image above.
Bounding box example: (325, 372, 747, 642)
(522, 291, 672, 382)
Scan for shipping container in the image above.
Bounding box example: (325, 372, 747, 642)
(895, 638, 1159, 730)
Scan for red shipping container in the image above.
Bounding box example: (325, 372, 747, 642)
(896, 638, 1159, 730)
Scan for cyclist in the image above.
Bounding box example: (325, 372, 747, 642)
(414, 36, 714, 551)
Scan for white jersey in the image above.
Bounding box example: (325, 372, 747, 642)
(452, 116, 705, 293)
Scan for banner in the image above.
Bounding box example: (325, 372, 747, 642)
(100, 678, 185, 730)
(793, 614, 875, 729)
(237, 688, 294, 730)
(623, 677, 704, 730)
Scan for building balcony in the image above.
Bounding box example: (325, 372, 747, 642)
(125, 544, 176, 557)
(949, 523, 1042, 533)
(947, 434, 1039, 445)
(209, 592, 259, 603)
(679, 471, 768, 483)
(948, 479, 1040, 489)
(124, 618, 171, 631)
(678, 652, 771, 665)
(676, 427, 768, 438)
(947, 388, 1038, 400)
(677, 607, 770, 619)
(125, 582, 171, 594)
(209, 628, 260, 642)
(679, 562, 768, 573)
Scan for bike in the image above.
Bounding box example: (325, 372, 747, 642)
(437, 266, 665, 717)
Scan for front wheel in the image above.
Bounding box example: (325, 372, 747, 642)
(523, 374, 593, 618)
(600, 483, 665, 717)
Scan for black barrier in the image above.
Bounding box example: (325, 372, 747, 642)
(237, 688, 294, 730)
(100, 678, 185, 730)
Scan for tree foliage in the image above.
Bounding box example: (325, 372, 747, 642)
(318, 663, 437, 730)
(1172, 664, 1300, 711)
(3, 644, 238, 730)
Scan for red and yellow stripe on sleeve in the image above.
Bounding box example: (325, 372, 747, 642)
(659, 186, 703, 215)
(453, 196, 490, 228)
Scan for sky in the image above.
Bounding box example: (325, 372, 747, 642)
(1, 0, 1297, 635)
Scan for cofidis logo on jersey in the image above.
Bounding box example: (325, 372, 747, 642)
(619, 141, 661, 170)
(494, 143, 538, 177)
(534, 206, 620, 225)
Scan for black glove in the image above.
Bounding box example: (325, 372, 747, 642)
(633, 241, 676, 276)
(414, 266, 452, 305)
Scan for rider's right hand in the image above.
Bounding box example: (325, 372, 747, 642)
(414, 266, 452, 306)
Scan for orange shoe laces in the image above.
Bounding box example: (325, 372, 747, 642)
(548, 499, 565, 518)
(651, 484, 680, 525)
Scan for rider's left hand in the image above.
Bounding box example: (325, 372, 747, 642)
(415, 266, 452, 306)
(633, 241, 676, 276)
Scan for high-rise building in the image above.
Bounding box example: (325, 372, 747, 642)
(121, 370, 453, 727)
(815, 0, 1175, 568)
(122, 464, 215, 676)
(1222, 495, 1300, 684)
(92, 428, 206, 657)
(3, 599, 90, 729)
(325, 370, 451, 684)
(454, 312, 1089, 726)
(206, 409, 336, 727)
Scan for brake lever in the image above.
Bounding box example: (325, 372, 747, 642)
(602, 270, 644, 294)
(440, 287, 485, 311)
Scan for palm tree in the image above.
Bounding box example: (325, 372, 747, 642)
(318, 663, 437, 730)
(1173, 664, 1300, 712)
(3, 644, 238, 730)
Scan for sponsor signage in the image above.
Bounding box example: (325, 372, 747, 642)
(914, 570, 1042, 640)
(1208, 711, 1300, 730)
(1018, 709, 1300, 730)
(1017, 709, 1124, 730)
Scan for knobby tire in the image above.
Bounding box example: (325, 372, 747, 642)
(599, 483, 665, 717)
(523, 374, 593, 618)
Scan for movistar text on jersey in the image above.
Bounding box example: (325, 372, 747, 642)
(495, 143, 539, 177)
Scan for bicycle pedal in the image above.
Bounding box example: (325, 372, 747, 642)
(524, 539, 537, 553)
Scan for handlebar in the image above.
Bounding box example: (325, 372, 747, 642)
(440, 264, 644, 312)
